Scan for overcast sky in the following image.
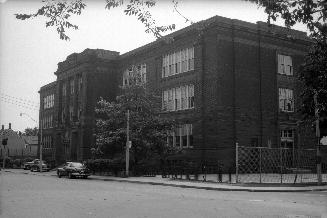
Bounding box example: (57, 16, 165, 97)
(0, 0, 308, 132)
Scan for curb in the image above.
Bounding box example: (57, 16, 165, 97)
(94, 177, 327, 192)
(3, 170, 327, 192)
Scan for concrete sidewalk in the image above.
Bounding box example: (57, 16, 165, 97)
(3, 169, 327, 192)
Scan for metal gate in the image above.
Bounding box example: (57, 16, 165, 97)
(236, 144, 326, 184)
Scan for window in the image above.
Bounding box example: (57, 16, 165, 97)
(168, 124, 193, 147)
(162, 84, 194, 112)
(70, 79, 74, 94)
(162, 91, 168, 111)
(69, 105, 74, 122)
(278, 54, 293, 75)
(188, 85, 194, 108)
(162, 47, 194, 78)
(62, 83, 67, 97)
(279, 88, 294, 112)
(280, 129, 294, 149)
(78, 76, 83, 92)
(123, 64, 146, 87)
(43, 94, 54, 109)
(61, 109, 66, 123)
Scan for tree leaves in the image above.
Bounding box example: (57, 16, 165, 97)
(15, 0, 176, 40)
(245, 0, 327, 38)
(95, 85, 176, 163)
(15, 0, 86, 40)
(299, 39, 327, 119)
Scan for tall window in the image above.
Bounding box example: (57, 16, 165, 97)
(123, 64, 146, 87)
(168, 124, 193, 147)
(278, 54, 293, 75)
(78, 76, 83, 92)
(70, 79, 75, 94)
(162, 84, 194, 112)
(60, 108, 66, 123)
(69, 105, 74, 122)
(62, 83, 67, 97)
(280, 129, 294, 149)
(279, 88, 294, 112)
(43, 94, 54, 109)
(162, 47, 194, 78)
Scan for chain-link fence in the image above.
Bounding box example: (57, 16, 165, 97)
(236, 145, 327, 184)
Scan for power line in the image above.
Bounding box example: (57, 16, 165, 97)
(0, 92, 39, 106)
(0, 98, 39, 111)
(0, 96, 39, 109)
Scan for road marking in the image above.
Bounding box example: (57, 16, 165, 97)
(249, 199, 264, 202)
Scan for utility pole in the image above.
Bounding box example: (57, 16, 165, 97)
(314, 92, 322, 185)
(126, 109, 130, 177)
(20, 112, 42, 172)
(40, 124, 43, 173)
(1, 131, 6, 169)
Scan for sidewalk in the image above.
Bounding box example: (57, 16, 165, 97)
(3, 169, 327, 192)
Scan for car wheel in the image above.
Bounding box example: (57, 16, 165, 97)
(68, 172, 73, 179)
(57, 170, 62, 178)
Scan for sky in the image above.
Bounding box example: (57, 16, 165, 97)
(0, 0, 308, 132)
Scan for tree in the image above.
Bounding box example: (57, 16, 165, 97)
(95, 84, 177, 166)
(245, 0, 327, 38)
(23, 127, 38, 136)
(15, 0, 176, 40)
(246, 0, 327, 127)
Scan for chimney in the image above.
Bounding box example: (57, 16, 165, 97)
(1, 125, 4, 130)
(9, 123, 11, 129)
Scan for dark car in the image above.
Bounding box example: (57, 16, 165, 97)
(57, 162, 90, 179)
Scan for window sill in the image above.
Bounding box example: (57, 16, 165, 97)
(161, 70, 195, 81)
(161, 108, 195, 114)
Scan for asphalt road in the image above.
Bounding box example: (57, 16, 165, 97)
(1, 171, 326, 218)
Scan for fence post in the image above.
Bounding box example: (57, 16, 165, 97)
(259, 147, 262, 184)
(280, 147, 283, 184)
(235, 142, 239, 183)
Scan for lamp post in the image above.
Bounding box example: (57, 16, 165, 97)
(126, 109, 130, 177)
(314, 92, 322, 185)
(20, 112, 43, 173)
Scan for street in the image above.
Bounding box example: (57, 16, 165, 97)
(0, 171, 326, 218)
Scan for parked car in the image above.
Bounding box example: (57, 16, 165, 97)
(57, 162, 90, 179)
(23, 159, 39, 170)
(30, 160, 50, 172)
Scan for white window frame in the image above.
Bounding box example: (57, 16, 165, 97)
(162, 47, 194, 78)
(278, 54, 293, 76)
(279, 88, 294, 112)
(280, 129, 294, 148)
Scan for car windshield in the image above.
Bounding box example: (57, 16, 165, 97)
(70, 163, 84, 168)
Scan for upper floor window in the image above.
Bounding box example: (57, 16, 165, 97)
(278, 54, 293, 76)
(280, 129, 294, 149)
(162, 84, 194, 112)
(43, 94, 54, 109)
(42, 115, 53, 129)
(162, 47, 194, 78)
(279, 88, 294, 112)
(70, 79, 75, 94)
(123, 64, 146, 87)
(78, 76, 83, 92)
(69, 105, 74, 122)
(62, 83, 67, 97)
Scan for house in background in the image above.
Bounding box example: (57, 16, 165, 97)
(0, 124, 38, 160)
